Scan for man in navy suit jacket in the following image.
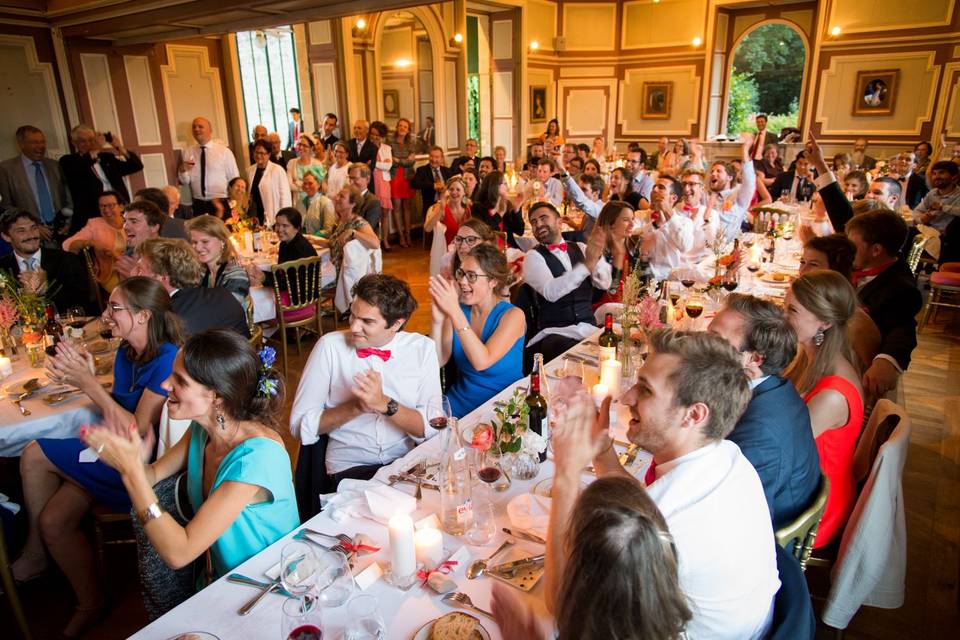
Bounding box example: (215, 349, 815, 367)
(709, 294, 821, 530)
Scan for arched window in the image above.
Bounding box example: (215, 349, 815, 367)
(236, 27, 301, 149)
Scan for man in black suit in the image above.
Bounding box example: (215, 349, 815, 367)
(410, 146, 451, 212)
(59, 125, 143, 234)
(769, 152, 815, 203)
(267, 132, 295, 168)
(845, 210, 922, 399)
(247, 124, 268, 164)
(347, 119, 377, 195)
(347, 163, 381, 234)
(449, 139, 479, 175)
(287, 108, 303, 151)
(134, 237, 249, 337)
(709, 294, 821, 530)
(891, 151, 929, 209)
(316, 113, 340, 152)
(748, 114, 779, 161)
(0, 209, 93, 315)
(134, 188, 189, 241)
(417, 116, 436, 153)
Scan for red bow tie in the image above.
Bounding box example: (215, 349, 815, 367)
(851, 259, 896, 286)
(682, 204, 697, 212)
(356, 347, 391, 362)
(644, 459, 658, 486)
(547, 242, 567, 251)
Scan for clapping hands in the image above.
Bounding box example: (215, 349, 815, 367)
(46, 339, 95, 388)
(551, 389, 614, 476)
(428, 274, 461, 319)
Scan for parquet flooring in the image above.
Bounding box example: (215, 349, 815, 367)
(7, 244, 960, 638)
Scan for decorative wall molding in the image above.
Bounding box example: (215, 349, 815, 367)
(558, 77, 618, 140)
(123, 55, 162, 146)
(159, 44, 228, 149)
(79, 53, 122, 135)
(827, 0, 955, 35)
(938, 63, 960, 137)
(139, 152, 168, 188)
(619, 66, 700, 136)
(562, 2, 617, 51)
(311, 62, 340, 128)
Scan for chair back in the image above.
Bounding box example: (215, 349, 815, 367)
(80, 245, 104, 312)
(775, 474, 830, 571)
(853, 400, 904, 485)
(270, 256, 323, 316)
(0, 523, 32, 639)
(767, 543, 816, 640)
(906, 234, 928, 275)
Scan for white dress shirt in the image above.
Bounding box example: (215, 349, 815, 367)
(646, 440, 779, 639)
(15, 249, 42, 272)
(713, 161, 755, 241)
(560, 175, 602, 219)
(914, 186, 960, 233)
(640, 213, 695, 279)
(177, 140, 240, 200)
(289, 330, 443, 474)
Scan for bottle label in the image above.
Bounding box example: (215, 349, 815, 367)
(456, 499, 473, 524)
(599, 345, 616, 361)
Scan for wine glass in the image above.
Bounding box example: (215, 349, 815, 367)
(280, 541, 320, 605)
(281, 595, 323, 640)
(467, 448, 503, 544)
(344, 595, 386, 640)
(721, 267, 739, 293)
(426, 396, 453, 432)
(679, 268, 696, 290)
(313, 550, 354, 608)
(684, 291, 706, 330)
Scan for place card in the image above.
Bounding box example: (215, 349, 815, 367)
(78, 447, 100, 464)
(415, 513, 442, 531)
(353, 560, 384, 590)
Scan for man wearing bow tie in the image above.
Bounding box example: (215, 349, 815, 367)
(290, 274, 442, 516)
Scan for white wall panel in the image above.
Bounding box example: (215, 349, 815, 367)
(444, 60, 459, 149)
(80, 53, 121, 137)
(139, 152, 168, 188)
(312, 62, 340, 125)
(160, 45, 228, 148)
(123, 55, 162, 146)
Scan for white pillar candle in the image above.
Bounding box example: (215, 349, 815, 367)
(388, 513, 416, 578)
(0, 356, 12, 377)
(599, 358, 622, 397)
(592, 383, 609, 405)
(242, 230, 254, 253)
(414, 527, 444, 568)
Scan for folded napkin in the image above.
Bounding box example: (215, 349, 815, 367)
(318, 479, 415, 525)
(506, 493, 552, 540)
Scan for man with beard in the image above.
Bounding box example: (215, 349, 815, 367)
(705, 135, 756, 240)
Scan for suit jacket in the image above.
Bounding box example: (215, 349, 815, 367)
(287, 120, 303, 150)
(170, 286, 249, 337)
(59, 151, 143, 232)
(160, 216, 189, 241)
(410, 164, 452, 210)
(727, 375, 822, 530)
(858, 261, 922, 370)
(358, 192, 382, 234)
(903, 173, 929, 210)
(754, 130, 779, 153)
(818, 178, 853, 233)
(854, 154, 877, 172)
(0, 156, 72, 220)
(0, 248, 93, 316)
(269, 151, 295, 168)
(347, 138, 378, 195)
(318, 134, 339, 152)
(769, 170, 814, 202)
(418, 126, 435, 151)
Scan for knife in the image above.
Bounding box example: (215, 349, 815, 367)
(488, 554, 546, 575)
(227, 573, 294, 598)
(501, 527, 546, 544)
(389, 475, 439, 491)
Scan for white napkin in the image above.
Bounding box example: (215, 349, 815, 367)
(506, 493, 552, 540)
(317, 479, 415, 525)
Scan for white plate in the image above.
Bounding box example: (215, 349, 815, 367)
(165, 633, 221, 640)
(2, 376, 50, 396)
(412, 615, 490, 640)
(758, 272, 792, 286)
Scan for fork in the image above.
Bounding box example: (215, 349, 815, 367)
(443, 592, 495, 620)
(13, 392, 31, 416)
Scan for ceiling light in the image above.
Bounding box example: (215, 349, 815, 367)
(356, 18, 367, 30)
(830, 26, 841, 36)
(692, 37, 702, 47)
(529, 40, 539, 51)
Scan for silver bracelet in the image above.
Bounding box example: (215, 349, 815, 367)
(457, 324, 471, 333)
(137, 502, 165, 526)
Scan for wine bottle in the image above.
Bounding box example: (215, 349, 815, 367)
(42, 304, 62, 356)
(526, 354, 548, 463)
(598, 313, 618, 361)
(658, 280, 672, 325)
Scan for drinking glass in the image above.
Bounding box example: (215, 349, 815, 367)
(280, 595, 323, 640)
(343, 595, 386, 640)
(467, 448, 504, 544)
(426, 396, 453, 432)
(280, 542, 320, 601)
(721, 267, 739, 294)
(684, 291, 706, 330)
(314, 550, 354, 608)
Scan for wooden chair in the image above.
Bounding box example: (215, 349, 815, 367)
(905, 233, 929, 276)
(91, 505, 136, 579)
(0, 525, 32, 639)
(270, 256, 324, 380)
(918, 263, 960, 332)
(80, 246, 104, 313)
(775, 474, 830, 572)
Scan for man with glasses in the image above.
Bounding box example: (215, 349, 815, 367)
(0, 209, 92, 314)
(518, 202, 610, 370)
(675, 168, 716, 262)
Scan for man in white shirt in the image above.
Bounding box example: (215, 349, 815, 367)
(290, 274, 442, 518)
(519, 202, 610, 369)
(673, 167, 716, 262)
(529, 159, 563, 206)
(625, 146, 652, 207)
(707, 135, 756, 241)
(640, 176, 695, 279)
(177, 117, 240, 217)
(551, 329, 780, 639)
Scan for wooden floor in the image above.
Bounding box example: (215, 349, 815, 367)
(6, 244, 960, 639)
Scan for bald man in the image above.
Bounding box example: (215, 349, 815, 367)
(162, 185, 192, 219)
(177, 116, 239, 217)
(248, 124, 268, 164)
(347, 119, 377, 194)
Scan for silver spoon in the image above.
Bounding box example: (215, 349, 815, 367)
(466, 539, 513, 579)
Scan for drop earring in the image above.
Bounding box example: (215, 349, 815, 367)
(814, 327, 825, 346)
(216, 412, 226, 431)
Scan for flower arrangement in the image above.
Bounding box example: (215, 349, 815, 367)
(0, 296, 17, 331)
(0, 269, 47, 327)
(256, 346, 280, 397)
(467, 387, 546, 456)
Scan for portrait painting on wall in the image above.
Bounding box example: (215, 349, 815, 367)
(383, 90, 400, 119)
(852, 70, 898, 116)
(530, 86, 547, 123)
(641, 82, 672, 119)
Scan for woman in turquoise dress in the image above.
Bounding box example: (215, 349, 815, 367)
(82, 329, 299, 579)
(430, 244, 525, 418)
(16, 276, 182, 637)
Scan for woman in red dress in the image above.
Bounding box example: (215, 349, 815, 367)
(424, 175, 471, 247)
(784, 270, 865, 549)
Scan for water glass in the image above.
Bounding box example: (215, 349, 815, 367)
(314, 550, 354, 607)
(344, 595, 386, 640)
(280, 542, 320, 600)
(466, 491, 498, 545)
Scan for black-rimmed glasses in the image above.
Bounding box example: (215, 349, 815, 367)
(454, 269, 491, 284)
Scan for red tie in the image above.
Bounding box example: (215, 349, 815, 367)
(851, 259, 896, 287)
(682, 204, 696, 212)
(356, 348, 391, 362)
(644, 459, 657, 486)
(547, 242, 567, 251)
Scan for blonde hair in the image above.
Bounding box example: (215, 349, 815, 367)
(186, 214, 235, 264)
(784, 269, 859, 394)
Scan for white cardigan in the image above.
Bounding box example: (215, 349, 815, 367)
(246, 162, 291, 227)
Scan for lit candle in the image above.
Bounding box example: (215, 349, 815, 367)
(242, 230, 254, 253)
(388, 513, 416, 578)
(0, 356, 11, 377)
(414, 527, 444, 568)
(600, 359, 622, 397)
(592, 383, 609, 405)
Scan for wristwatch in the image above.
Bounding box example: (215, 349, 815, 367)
(381, 396, 399, 417)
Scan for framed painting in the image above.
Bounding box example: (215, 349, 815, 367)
(641, 81, 672, 119)
(383, 90, 400, 119)
(852, 69, 898, 116)
(530, 86, 547, 123)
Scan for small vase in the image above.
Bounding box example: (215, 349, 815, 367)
(510, 450, 541, 481)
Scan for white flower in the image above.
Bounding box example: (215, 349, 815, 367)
(521, 428, 547, 455)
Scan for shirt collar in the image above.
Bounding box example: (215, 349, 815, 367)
(21, 154, 40, 169)
(654, 441, 721, 479)
(748, 375, 770, 390)
(15, 248, 42, 268)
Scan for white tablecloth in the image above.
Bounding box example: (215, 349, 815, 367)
(129, 335, 647, 640)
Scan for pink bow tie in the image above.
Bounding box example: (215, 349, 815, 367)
(356, 348, 391, 362)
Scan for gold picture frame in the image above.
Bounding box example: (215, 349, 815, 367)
(641, 82, 672, 119)
(383, 90, 400, 119)
(852, 69, 898, 116)
(530, 86, 547, 123)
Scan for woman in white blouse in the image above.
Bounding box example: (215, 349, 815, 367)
(246, 139, 291, 227)
(325, 141, 351, 198)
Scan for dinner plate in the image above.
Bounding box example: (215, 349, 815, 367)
(412, 615, 491, 640)
(165, 633, 220, 640)
(758, 272, 792, 286)
(2, 376, 50, 396)
(86, 339, 113, 355)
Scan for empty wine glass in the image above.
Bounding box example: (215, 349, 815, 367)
(344, 595, 385, 640)
(314, 550, 354, 608)
(280, 542, 319, 600)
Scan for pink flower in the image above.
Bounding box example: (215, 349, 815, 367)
(469, 424, 494, 451)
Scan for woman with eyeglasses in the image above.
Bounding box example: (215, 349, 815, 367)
(424, 175, 472, 247)
(16, 277, 182, 637)
(429, 243, 525, 418)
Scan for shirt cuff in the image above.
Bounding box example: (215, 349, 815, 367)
(873, 353, 903, 374)
(814, 171, 837, 190)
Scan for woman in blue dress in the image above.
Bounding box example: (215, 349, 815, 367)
(430, 243, 525, 418)
(82, 330, 298, 582)
(15, 276, 182, 637)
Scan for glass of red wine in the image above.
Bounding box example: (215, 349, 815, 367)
(426, 396, 452, 432)
(721, 267, 739, 293)
(468, 447, 502, 545)
(281, 595, 323, 640)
